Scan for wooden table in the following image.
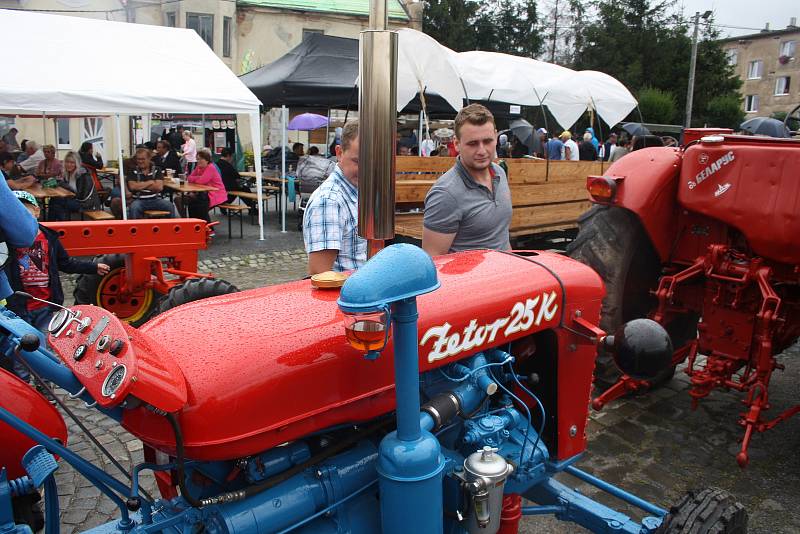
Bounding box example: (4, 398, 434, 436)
(25, 184, 75, 220)
(164, 181, 218, 217)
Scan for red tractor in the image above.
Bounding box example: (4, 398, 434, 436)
(568, 128, 800, 467)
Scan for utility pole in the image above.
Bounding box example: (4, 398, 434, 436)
(550, 0, 560, 63)
(685, 10, 712, 128)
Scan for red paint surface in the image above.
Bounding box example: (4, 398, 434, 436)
(678, 135, 800, 264)
(47, 310, 187, 413)
(89, 250, 605, 462)
(0, 368, 67, 479)
(601, 147, 683, 261)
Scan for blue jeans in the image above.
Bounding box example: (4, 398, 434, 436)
(130, 197, 177, 219)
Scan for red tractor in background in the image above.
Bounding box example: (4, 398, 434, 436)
(40, 219, 236, 326)
(568, 127, 800, 467)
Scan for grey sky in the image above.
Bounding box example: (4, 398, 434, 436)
(673, 0, 798, 37)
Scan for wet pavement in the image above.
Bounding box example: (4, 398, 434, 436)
(30, 210, 800, 533)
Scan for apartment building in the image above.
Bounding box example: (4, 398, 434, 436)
(720, 19, 800, 118)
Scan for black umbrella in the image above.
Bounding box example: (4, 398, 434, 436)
(621, 122, 651, 137)
(740, 117, 790, 138)
(509, 119, 545, 154)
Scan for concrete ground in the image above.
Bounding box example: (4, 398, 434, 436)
(30, 208, 800, 532)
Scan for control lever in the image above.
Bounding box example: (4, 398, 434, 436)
(13, 291, 73, 313)
(14, 291, 91, 336)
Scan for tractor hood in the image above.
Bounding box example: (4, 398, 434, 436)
(125, 249, 604, 460)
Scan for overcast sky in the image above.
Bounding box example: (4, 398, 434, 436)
(673, 0, 799, 37)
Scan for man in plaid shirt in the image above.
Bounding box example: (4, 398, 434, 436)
(303, 122, 366, 274)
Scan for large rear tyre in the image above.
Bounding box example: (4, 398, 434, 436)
(12, 494, 44, 532)
(567, 206, 697, 387)
(149, 278, 239, 319)
(657, 488, 747, 533)
(73, 254, 159, 327)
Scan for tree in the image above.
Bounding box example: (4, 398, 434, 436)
(423, 0, 543, 57)
(637, 87, 677, 124)
(570, 0, 742, 127)
(706, 95, 744, 129)
(422, 0, 481, 52)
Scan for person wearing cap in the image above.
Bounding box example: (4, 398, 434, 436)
(4, 190, 109, 336)
(546, 132, 564, 160)
(423, 104, 512, 256)
(560, 131, 579, 161)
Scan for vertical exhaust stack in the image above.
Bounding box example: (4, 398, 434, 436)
(359, 0, 398, 257)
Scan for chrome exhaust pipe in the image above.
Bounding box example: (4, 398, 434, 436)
(359, 0, 397, 256)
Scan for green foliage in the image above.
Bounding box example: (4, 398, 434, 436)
(570, 0, 742, 127)
(423, 0, 543, 57)
(637, 87, 677, 124)
(706, 95, 745, 129)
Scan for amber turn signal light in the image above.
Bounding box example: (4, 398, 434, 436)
(343, 310, 390, 353)
(587, 176, 618, 203)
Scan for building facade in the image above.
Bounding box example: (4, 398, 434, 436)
(720, 21, 800, 119)
(0, 0, 418, 157)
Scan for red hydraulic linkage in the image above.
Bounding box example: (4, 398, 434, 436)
(592, 244, 799, 467)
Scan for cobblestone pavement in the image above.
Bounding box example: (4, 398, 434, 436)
(33, 223, 800, 532)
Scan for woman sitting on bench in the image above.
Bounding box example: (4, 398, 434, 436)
(179, 149, 226, 222)
(49, 151, 101, 220)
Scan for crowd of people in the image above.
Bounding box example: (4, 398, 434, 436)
(0, 126, 240, 223)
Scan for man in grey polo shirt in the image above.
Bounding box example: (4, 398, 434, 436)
(422, 104, 512, 255)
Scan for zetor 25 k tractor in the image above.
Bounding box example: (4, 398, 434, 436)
(569, 128, 800, 467)
(0, 244, 747, 533)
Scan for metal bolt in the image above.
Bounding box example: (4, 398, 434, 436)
(95, 360, 103, 370)
(66, 330, 74, 337)
(574, 310, 582, 318)
(569, 425, 577, 437)
(568, 343, 577, 352)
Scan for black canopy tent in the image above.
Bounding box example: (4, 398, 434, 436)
(239, 33, 522, 122)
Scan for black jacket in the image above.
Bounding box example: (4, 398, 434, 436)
(80, 151, 104, 170)
(153, 150, 182, 174)
(5, 225, 97, 315)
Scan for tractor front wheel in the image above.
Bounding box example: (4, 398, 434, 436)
(657, 488, 747, 533)
(567, 206, 697, 387)
(148, 278, 240, 320)
(73, 254, 159, 327)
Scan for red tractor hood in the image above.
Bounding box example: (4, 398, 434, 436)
(127, 250, 604, 460)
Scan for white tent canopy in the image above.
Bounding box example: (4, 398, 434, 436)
(391, 30, 638, 131)
(0, 9, 266, 238)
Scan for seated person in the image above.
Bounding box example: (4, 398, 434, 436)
(18, 141, 44, 174)
(152, 140, 182, 175)
(125, 147, 176, 219)
(179, 150, 226, 222)
(216, 147, 255, 211)
(79, 141, 104, 170)
(49, 151, 101, 221)
(35, 144, 62, 180)
(0, 152, 35, 190)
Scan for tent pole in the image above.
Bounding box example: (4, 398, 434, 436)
(325, 108, 330, 156)
(42, 112, 46, 145)
(115, 114, 128, 220)
(281, 105, 287, 233)
(201, 113, 205, 149)
(251, 111, 264, 240)
(418, 108, 423, 155)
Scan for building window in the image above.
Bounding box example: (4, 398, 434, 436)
(775, 76, 791, 95)
(165, 12, 176, 27)
(726, 48, 738, 66)
(747, 60, 763, 79)
(56, 118, 71, 148)
(187, 13, 214, 49)
(745, 95, 759, 113)
(780, 40, 796, 57)
(223, 17, 232, 57)
(302, 29, 324, 41)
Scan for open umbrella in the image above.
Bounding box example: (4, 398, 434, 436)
(509, 119, 546, 155)
(621, 122, 651, 137)
(288, 112, 328, 131)
(740, 117, 790, 138)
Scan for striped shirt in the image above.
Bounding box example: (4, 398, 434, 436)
(302, 165, 366, 272)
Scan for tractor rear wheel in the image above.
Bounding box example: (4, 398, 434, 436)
(148, 278, 239, 320)
(657, 488, 747, 533)
(567, 206, 697, 387)
(73, 254, 159, 327)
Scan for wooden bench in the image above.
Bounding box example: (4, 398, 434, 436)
(81, 210, 115, 221)
(230, 187, 281, 218)
(216, 203, 248, 239)
(143, 210, 172, 219)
